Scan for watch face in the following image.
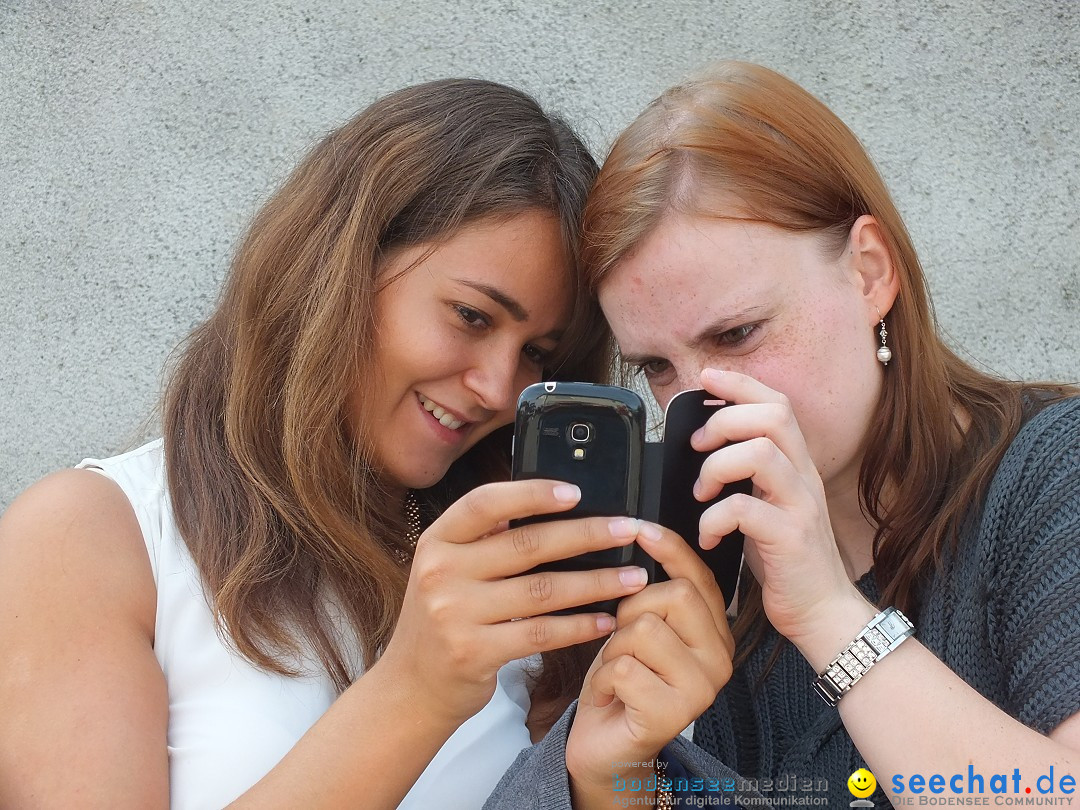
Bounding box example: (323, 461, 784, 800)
(877, 609, 914, 642)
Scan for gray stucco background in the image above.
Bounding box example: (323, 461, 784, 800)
(1, 0, 1078, 510)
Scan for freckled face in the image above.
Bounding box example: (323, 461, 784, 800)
(357, 211, 571, 491)
(599, 214, 884, 496)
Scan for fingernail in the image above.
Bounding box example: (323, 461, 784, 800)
(618, 567, 648, 587)
(703, 368, 722, 382)
(553, 484, 581, 503)
(608, 517, 640, 538)
(596, 615, 616, 633)
(693, 478, 703, 498)
(638, 522, 663, 543)
(691, 427, 704, 445)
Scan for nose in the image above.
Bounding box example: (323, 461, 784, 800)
(462, 346, 522, 415)
(653, 358, 718, 411)
(674, 364, 704, 395)
(671, 357, 712, 397)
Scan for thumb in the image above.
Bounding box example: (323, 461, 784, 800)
(578, 636, 614, 708)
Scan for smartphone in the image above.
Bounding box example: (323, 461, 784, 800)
(510, 381, 646, 613)
(651, 389, 751, 608)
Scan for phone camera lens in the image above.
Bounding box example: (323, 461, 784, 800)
(570, 423, 591, 443)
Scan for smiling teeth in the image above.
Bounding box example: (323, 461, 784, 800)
(419, 395, 466, 430)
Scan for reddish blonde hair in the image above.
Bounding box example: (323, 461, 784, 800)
(581, 62, 1072, 658)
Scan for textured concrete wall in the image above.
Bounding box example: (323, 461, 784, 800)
(2, 0, 1078, 509)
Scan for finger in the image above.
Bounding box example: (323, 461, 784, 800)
(696, 435, 814, 504)
(698, 367, 790, 407)
(576, 636, 610, 707)
(601, 611, 732, 695)
(466, 515, 643, 579)
(430, 479, 583, 544)
(483, 612, 618, 663)
(634, 522, 728, 632)
(479, 519, 509, 540)
(589, 653, 705, 732)
(698, 490, 793, 552)
(602, 611, 698, 673)
(592, 649, 723, 736)
(614, 577, 730, 656)
(589, 652, 666, 706)
(478, 564, 649, 621)
(690, 401, 816, 480)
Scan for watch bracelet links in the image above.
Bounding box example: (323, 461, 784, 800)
(812, 606, 915, 707)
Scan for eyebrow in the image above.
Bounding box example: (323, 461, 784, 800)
(620, 305, 767, 366)
(457, 279, 529, 322)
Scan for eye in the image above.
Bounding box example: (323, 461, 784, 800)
(522, 343, 550, 369)
(453, 304, 491, 330)
(631, 358, 674, 385)
(714, 323, 758, 347)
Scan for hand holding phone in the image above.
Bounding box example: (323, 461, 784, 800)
(567, 515, 735, 801)
(510, 382, 749, 613)
(382, 476, 650, 728)
(511, 382, 646, 613)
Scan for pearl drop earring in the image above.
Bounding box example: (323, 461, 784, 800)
(877, 319, 892, 365)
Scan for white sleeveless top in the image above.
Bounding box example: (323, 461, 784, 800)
(78, 440, 535, 809)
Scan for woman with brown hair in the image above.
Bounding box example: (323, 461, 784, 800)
(485, 62, 1080, 809)
(0, 78, 664, 808)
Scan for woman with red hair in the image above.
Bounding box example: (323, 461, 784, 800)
(487, 62, 1080, 809)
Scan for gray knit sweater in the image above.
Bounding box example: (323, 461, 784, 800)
(484, 396, 1080, 809)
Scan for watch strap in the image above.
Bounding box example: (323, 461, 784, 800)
(812, 606, 914, 706)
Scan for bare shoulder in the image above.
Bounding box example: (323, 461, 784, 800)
(0, 468, 168, 807)
(0, 467, 156, 631)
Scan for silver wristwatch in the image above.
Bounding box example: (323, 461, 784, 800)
(812, 606, 915, 707)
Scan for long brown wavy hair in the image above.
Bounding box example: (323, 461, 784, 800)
(579, 61, 1075, 664)
(163, 79, 610, 691)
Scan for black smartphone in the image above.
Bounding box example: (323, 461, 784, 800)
(510, 381, 647, 614)
(651, 388, 751, 608)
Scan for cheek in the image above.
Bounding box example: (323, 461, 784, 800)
(720, 322, 811, 398)
(496, 362, 543, 423)
(467, 399, 518, 451)
(721, 323, 843, 447)
(371, 313, 422, 377)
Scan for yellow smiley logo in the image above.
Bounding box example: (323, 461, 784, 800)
(848, 768, 877, 798)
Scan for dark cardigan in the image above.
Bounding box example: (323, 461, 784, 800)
(485, 396, 1080, 809)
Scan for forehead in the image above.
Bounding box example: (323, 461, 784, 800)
(598, 217, 767, 331)
(371, 214, 573, 347)
(392, 210, 564, 267)
(602, 212, 832, 297)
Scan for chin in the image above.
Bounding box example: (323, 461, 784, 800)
(387, 440, 482, 491)
(396, 463, 453, 491)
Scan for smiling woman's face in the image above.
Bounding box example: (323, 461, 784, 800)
(599, 213, 889, 498)
(358, 210, 571, 492)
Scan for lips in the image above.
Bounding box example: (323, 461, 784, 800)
(418, 394, 467, 430)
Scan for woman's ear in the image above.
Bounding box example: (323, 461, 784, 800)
(848, 214, 900, 322)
